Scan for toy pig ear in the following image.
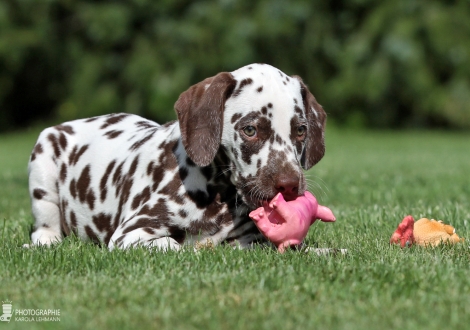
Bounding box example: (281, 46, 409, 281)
(292, 76, 327, 170)
(175, 72, 236, 166)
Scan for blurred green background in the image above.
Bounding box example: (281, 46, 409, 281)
(1, 0, 469, 132)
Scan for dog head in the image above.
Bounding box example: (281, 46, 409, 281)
(175, 64, 327, 209)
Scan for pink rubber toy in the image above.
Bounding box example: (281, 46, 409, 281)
(249, 191, 336, 253)
(390, 215, 415, 247)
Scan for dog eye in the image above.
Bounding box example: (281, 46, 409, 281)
(242, 126, 257, 137)
(297, 125, 307, 137)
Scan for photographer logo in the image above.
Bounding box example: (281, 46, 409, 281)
(1, 301, 12, 322)
(1, 300, 60, 323)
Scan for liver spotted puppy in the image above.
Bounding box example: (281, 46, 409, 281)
(27, 63, 328, 251)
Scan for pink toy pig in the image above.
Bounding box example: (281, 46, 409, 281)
(390, 215, 415, 247)
(249, 191, 336, 253)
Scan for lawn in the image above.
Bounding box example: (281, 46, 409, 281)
(1, 125, 469, 330)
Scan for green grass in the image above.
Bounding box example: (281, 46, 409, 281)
(1, 126, 470, 330)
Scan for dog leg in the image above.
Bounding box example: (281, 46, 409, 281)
(109, 228, 181, 251)
(27, 136, 63, 246)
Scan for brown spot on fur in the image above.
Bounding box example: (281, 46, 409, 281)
(69, 179, 77, 199)
(100, 113, 129, 129)
(47, 134, 61, 157)
(104, 130, 123, 139)
(128, 156, 139, 176)
(116, 175, 132, 201)
(179, 210, 188, 218)
(100, 160, 116, 202)
(149, 149, 176, 191)
(59, 199, 70, 235)
(233, 78, 253, 97)
(69, 145, 89, 166)
(130, 130, 156, 150)
(55, 124, 75, 135)
(30, 143, 43, 162)
(137, 198, 172, 218)
(201, 193, 224, 219)
(70, 211, 78, 230)
(59, 133, 68, 150)
(146, 162, 154, 176)
(131, 186, 151, 210)
(143, 227, 155, 235)
(188, 219, 220, 236)
(85, 225, 101, 244)
(77, 165, 91, 203)
(257, 86, 263, 92)
(115, 235, 126, 247)
(116, 176, 134, 218)
(60, 163, 67, 183)
(155, 140, 178, 172)
(75, 145, 89, 164)
(231, 113, 242, 124)
(68, 146, 78, 164)
(294, 105, 304, 118)
(113, 211, 122, 233)
(122, 217, 162, 235)
(100, 187, 108, 204)
(135, 121, 157, 130)
(92, 213, 113, 232)
(87, 189, 96, 210)
(188, 197, 229, 235)
(112, 162, 124, 186)
(33, 188, 47, 199)
(159, 173, 184, 204)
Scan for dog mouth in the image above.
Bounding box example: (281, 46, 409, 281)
(255, 196, 275, 208)
(236, 177, 304, 209)
(240, 193, 273, 209)
(245, 192, 299, 209)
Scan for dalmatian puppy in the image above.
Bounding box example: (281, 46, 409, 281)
(26, 63, 327, 250)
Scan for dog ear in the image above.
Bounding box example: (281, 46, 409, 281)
(292, 76, 327, 170)
(175, 72, 236, 167)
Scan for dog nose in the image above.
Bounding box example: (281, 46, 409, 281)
(275, 176, 299, 201)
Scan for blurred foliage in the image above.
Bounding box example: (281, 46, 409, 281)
(0, 0, 469, 131)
